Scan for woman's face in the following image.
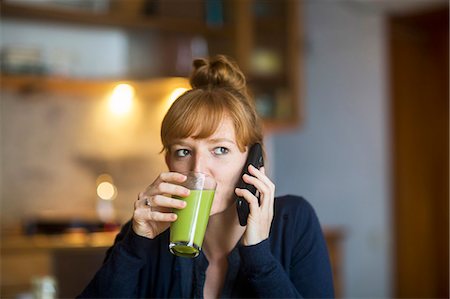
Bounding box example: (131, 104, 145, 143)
(166, 115, 248, 215)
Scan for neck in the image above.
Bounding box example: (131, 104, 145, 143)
(203, 203, 245, 262)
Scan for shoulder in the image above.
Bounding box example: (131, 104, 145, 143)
(272, 195, 322, 237)
(274, 195, 316, 219)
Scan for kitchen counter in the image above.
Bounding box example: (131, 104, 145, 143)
(1, 230, 119, 252)
(1, 228, 345, 298)
(1, 231, 119, 298)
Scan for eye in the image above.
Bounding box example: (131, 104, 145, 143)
(213, 147, 229, 155)
(175, 149, 191, 157)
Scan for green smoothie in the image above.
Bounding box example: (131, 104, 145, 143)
(170, 189, 215, 258)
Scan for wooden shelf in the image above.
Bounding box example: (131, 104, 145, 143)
(1, 73, 300, 133)
(0, 0, 303, 131)
(1, 74, 115, 96)
(254, 17, 285, 33)
(0, 74, 190, 97)
(0, 2, 230, 36)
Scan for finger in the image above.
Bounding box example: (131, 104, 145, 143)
(248, 165, 275, 191)
(147, 210, 178, 222)
(159, 172, 187, 183)
(243, 171, 275, 216)
(135, 192, 147, 208)
(242, 174, 270, 200)
(235, 188, 259, 216)
(260, 166, 266, 175)
(145, 172, 187, 194)
(156, 182, 190, 197)
(248, 165, 275, 214)
(137, 192, 155, 209)
(152, 195, 187, 209)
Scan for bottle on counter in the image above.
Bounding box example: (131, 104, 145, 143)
(32, 276, 57, 299)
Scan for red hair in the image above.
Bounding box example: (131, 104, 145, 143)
(161, 55, 263, 153)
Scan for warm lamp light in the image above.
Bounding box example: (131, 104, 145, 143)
(96, 174, 117, 200)
(168, 87, 188, 107)
(109, 83, 134, 115)
(97, 182, 116, 200)
(95, 174, 117, 223)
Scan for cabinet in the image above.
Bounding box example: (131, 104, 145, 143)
(0, 0, 302, 130)
(234, 0, 302, 129)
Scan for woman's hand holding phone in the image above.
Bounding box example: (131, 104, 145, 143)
(235, 165, 275, 246)
(132, 172, 189, 239)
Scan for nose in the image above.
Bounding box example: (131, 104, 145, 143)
(192, 152, 210, 174)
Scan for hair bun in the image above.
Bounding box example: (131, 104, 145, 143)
(190, 55, 247, 95)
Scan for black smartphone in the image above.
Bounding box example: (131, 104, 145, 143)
(235, 143, 264, 226)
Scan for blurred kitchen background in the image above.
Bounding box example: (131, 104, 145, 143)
(0, 0, 448, 298)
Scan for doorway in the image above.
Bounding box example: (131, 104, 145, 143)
(389, 6, 449, 298)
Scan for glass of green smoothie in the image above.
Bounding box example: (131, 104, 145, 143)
(169, 172, 216, 258)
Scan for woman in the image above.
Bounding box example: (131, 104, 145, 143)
(79, 55, 334, 298)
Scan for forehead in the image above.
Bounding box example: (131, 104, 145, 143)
(207, 116, 236, 141)
(175, 115, 237, 145)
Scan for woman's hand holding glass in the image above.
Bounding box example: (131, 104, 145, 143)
(235, 165, 275, 246)
(133, 172, 189, 239)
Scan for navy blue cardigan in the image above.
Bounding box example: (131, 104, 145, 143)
(78, 195, 334, 298)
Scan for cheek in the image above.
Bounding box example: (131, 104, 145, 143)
(166, 158, 190, 173)
(211, 160, 245, 201)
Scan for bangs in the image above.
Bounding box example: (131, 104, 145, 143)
(161, 87, 262, 154)
(161, 90, 227, 151)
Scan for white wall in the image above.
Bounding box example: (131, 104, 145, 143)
(273, 1, 391, 297)
(0, 19, 128, 77)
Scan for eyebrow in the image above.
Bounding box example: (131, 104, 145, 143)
(170, 140, 190, 149)
(171, 138, 236, 147)
(207, 138, 236, 145)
